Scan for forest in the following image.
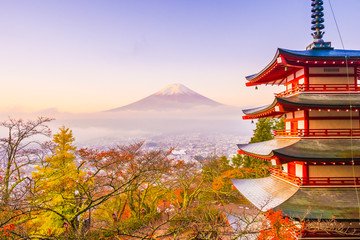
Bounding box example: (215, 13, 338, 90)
(0, 117, 300, 239)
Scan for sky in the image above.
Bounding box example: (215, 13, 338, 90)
(1, 0, 360, 113)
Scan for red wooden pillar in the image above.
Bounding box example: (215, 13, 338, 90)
(303, 163, 308, 184)
(288, 162, 296, 176)
(304, 67, 309, 90)
(304, 109, 309, 136)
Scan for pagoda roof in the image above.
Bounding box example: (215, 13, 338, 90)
(237, 139, 299, 158)
(231, 177, 298, 211)
(246, 48, 360, 86)
(277, 93, 360, 108)
(243, 93, 360, 118)
(275, 188, 360, 220)
(280, 48, 360, 59)
(232, 177, 360, 220)
(238, 138, 360, 161)
(243, 103, 276, 116)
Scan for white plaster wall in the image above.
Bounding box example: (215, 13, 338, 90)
(294, 110, 304, 118)
(309, 111, 359, 117)
(298, 120, 305, 129)
(309, 67, 354, 74)
(271, 159, 277, 166)
(296, 69, 305, 78)
(296, 164, 303, 178)
(285, 121, 291, 130)
(309, 120, 359, 129)
(282, 163, 288, 173)
(287, 74, 294, 82)
(309, 165, 360, 177)
(309, 76, 355, 85)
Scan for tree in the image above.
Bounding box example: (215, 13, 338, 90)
(258, 209, 299, 240)
(31, 126, 83, 237)
(30, 127, 176, 239)
(0, 117, 53, 205)
(250, 118, 284, 143)
(232, 117, 284, 174)
(0, 117, 53, 238)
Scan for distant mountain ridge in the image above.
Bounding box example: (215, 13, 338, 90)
(107, 83, 224, 111)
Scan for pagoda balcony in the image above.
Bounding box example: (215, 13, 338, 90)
(275, 84, 360, 97)
(273, 128, 360, 138)
(270, 168, 360, 187)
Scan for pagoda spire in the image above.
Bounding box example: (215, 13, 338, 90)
(307, 0, 332, 50)
(311, 0, 325, 41)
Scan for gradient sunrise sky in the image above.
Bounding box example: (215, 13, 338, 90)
(1, 0, 359, 113)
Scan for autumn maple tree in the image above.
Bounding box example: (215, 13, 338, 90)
(0, 117, 298, 239)
(258, 209, 299, 240)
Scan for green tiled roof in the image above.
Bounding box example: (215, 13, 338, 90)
(243, 93, 360, 116)
(232, 177, 360, 221)
(276, 188, 360, 220)
(238, 138, 360, 161)
(231, 177, 299, 211)
(277, 94, 360, 109)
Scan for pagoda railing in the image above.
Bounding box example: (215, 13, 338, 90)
(274, 129, 360, 137)
(301, 177, 360, 186)
(275, 84, 360, 97)
(275, 84, 305, 97)
(270, 168, 360, 187)
(270, 168, 301, 186)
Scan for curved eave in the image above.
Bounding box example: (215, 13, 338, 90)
(231, 177, 299, 211)
(242, 100, 284, 119)
(232, 177, 360, 220)
(274, 139, 360, 161)
(237, 149, 274, 161)
(245, 50, 296, 87)
(280, 48, 360, 59)
(244, 94, 360, 119)
(245, 48, 360, 86)
(239, 139, 360, 162)
(245, 49, 281, 82)
(275, 188, 360, 220)
(277, 93, 360, 109)
(237, 139, 300, 160)
(241, 92, 360, 119)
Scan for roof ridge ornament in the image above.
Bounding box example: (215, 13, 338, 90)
(311, 0, 325, 41)
(306, 0, 333, 50)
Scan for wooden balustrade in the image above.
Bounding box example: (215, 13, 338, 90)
(301, 177, 360, 186)
(270, 167, 360, 186)
(270, 168, 301, 186)
(275, 84, 360, 97)
(274, 129, 360, 137)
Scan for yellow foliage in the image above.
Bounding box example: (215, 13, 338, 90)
(31, 126, 86, 237)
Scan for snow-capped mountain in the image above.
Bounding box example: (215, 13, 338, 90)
(155, 83, 198, 96)
(107, 83, 223, 111)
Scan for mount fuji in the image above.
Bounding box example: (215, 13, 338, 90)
(107, 83, 224, 111)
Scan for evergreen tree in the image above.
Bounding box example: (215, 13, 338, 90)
(233, 117, 284, 172)
(32, 126, 84, 237)
(250, 118, 284, 143)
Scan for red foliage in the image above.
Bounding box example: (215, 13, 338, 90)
(0, 224, 15, 237)
(258, 209, 299, 240)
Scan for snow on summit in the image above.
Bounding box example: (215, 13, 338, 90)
(155, 83, 197, 96)
(107, 83, 223, 111)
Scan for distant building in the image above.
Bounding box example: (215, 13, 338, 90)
(233, 0, 360, 238)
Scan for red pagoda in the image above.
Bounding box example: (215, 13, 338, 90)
(233, 0, 360, 239)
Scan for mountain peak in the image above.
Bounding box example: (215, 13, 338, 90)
(155, 83, 196, 96)
(107, 83, 223, 112)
